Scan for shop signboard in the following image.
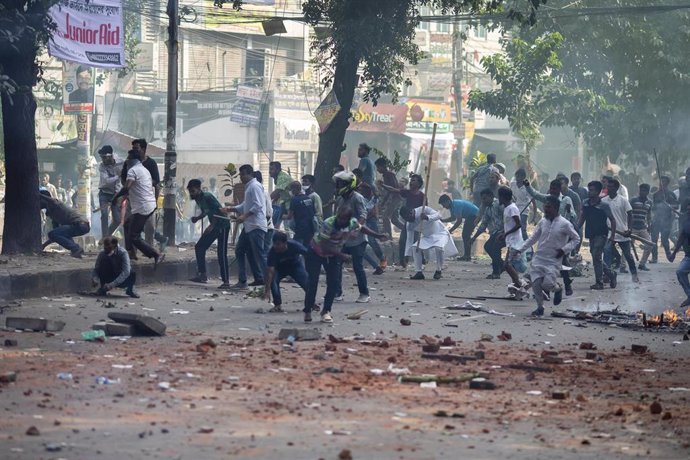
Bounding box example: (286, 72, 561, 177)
(348, 103, 408, 134)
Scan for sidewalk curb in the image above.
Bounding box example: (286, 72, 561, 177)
(0, 258, 219, 300)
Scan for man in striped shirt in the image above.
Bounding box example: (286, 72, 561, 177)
(629, 184, 654, 271)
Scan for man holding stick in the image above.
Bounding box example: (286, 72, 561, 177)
(602, 179, 639, 284)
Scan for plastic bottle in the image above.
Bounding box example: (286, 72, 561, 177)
(56, 373, 73, 380)
(95, 376, 119, 385)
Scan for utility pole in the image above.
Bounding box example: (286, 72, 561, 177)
(163, 0, 179, 244)
(451, 20, 464, 183)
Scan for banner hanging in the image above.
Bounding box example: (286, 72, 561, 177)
(48, 0, 125, 69)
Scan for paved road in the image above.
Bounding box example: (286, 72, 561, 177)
(1, 255, 689, 460)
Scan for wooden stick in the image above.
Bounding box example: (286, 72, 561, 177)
(417, 123, 437, 250)
(614, 230, 653, 246)
(653, 148, 666, 204)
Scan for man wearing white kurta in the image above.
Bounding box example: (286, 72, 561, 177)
(400, 205, 458, 280)
(518, 195, 580, 316)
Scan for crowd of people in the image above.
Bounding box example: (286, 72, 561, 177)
(38, 140, 690, 318)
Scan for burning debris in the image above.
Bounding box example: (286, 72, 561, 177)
(552, 306, 690, 332)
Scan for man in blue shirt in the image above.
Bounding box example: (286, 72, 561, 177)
(286, 181, 316, 245)
(438, 195, 478, 261)
(357, 143, 376, 187)
(263, 232, 310, 313)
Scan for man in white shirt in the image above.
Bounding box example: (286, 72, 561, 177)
(509, 168, 535, 240)
(602, 179, 639, 283)
(498, 187, 526, 289)
(253, 170, 274, 270)
(525, 177, 577, 295)
(518, 195, 580, 316)
(400, 205, 457, 280)
(97, 145, 123, 238)
(115, 150, 164, 268)
(223, 164, 267, 289)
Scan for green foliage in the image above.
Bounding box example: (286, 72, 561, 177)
(461, 150, 487, 190)
(220, 162, 238, 198)
(516, 0, 690, 173)
(469, 150, 487, 169)
(373, 147, 411, 174)
(0, 0, 59, 97)
(469, 32, 610, 157)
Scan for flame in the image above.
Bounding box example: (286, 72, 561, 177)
(647, 314, 662, 325)
(663, 309, 681, 324)
(642, 309, 683, 326)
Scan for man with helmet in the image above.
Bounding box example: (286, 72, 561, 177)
(333, 171, 372, 303)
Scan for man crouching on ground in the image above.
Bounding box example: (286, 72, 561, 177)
(92, 236, 139, 298)
(263, 231, 311, 313)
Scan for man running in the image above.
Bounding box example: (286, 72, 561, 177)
(305, 206, 387, 323)
(116, 150, 165, 268)
(518, 195, 580, 316)
(497, 187, 525, 289)
(668, 199, 690, 309)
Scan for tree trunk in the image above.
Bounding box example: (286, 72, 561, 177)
(312, 51, 360, 215)
(1, 31, 42, 254)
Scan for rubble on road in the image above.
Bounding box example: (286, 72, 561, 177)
(278, 328, 321, 341)
(443, 301, 515, 317)
(91, 321, 135, 337)
(5, 317, 65, 332)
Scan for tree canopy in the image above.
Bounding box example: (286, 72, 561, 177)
(468, 31, 609, 159)
(515, 0, 690, 172)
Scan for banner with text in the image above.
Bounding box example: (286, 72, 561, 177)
(48, 0, 125, 68)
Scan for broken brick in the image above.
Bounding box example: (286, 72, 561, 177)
(6, 317, 65, 332)
(552, 390, 569, 400)
(543, 355, 564, 365)
(579, 342, 596, 350)
(631, 344, 648, 354)
(107, 312, 166, 336)
(91, 322, 136, 337)
(650, 401, 662, 415)
(422, 344, 440, 353)
(469, 379, 496, 390)
(497, 331, 512, 341)
(196, 339, 217, 353)
(0, 371, 17, 383)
